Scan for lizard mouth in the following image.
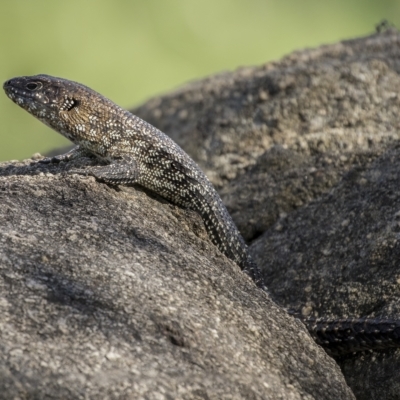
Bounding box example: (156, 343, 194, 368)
(4, 79, 33, 103)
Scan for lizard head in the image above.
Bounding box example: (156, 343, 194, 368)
(4, 74, 88, 116)
(3, 74, 119, 143)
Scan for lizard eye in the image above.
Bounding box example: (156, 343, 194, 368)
(26, 82, 42, 91)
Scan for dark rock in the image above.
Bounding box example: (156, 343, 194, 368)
(252, 145, 400, 400)
(5, 28, 400, 400)
(131, 29, 400, 399)
(0, 159, 353, 399)
(220, 146, 383, 241)
(133, 29, 400, 192)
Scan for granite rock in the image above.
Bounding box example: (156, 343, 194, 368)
(0, 159, 354, 399)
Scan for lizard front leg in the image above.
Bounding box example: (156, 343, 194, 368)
(69, 155, 139, 185)
(39, 146, 92, 164)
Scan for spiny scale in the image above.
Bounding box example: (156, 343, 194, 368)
(4, 74, 400, 357)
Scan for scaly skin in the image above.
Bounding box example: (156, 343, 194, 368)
(4, 74, 400, 357)
(289, 312, 400, 356)
(3, 74, 264, 289)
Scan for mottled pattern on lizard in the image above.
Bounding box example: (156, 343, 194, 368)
(4, 74, 400, 357)
(3, 74, 264, 290)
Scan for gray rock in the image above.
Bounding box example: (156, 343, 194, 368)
(5, 28, 400, 400)
(0, 159, 354, 399)
(220, 146, 382, 241)
(252, 145, 400, 400)
(131, 29, 400, 399)
(132, 29, 400, 192)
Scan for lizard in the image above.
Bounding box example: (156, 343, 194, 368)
(4, 74, 400, 357)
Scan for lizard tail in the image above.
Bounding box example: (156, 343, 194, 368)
(289, 312, 400, 356)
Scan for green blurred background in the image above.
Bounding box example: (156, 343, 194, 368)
(1, 0, 399, 161)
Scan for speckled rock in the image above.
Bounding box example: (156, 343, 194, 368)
(220, 146, 383, 241)
(131, 29, 400, 400)
(252, 145, 400, 400)
(133, 29, 400, 241)
(0, 158, 354, 399)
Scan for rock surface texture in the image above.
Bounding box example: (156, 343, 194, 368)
(132, 29, 400, 400)
(0, 160, 353, 399)
(2, 28, 400, 399)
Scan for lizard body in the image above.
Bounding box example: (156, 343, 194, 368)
(4, 74, 400, 357)
(3, 74, 264, 290)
